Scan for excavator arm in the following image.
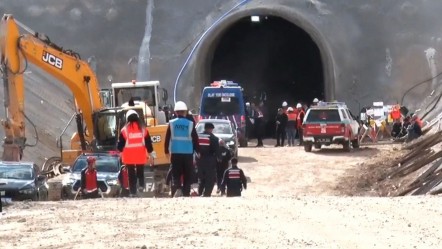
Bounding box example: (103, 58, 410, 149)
(0, 14, 102, 161)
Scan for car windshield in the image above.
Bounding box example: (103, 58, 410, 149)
(306, 109, 341, 122)
(201, 97, 241, 116)
(0, 165, 33, 180)
(72, 156, 119, 173)
(196, 122, 233, 134)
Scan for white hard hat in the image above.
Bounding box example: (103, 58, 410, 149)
(287, 107, 294, 112)
(282, 101, 288, 107)
(126, 109, 139, 121)
(296, 103, 302, 108)
(174, 101, 188, 111)
(246, 102, 250, 107)
(313, 98, 319, 103)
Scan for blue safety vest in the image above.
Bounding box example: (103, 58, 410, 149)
(169, 118, 194, 154)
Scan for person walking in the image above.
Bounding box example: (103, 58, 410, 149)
(217, 139, 232, 195)
(117, 110, 156, 197)
(164, 101, 200, 197)
(197, 122, 220, 197)
(80, 156, 100, 199)
(296, 103, 305, 146)
(286, 107, 297, 146)
(275, 108, 288, 147)
(253, 104, 264, 147)
(221, 158, 247, 197)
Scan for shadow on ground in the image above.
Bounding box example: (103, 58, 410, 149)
(238, 155, 258, 163)
(311, 146, 380, 157)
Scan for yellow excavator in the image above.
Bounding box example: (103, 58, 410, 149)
(0, 14, 170, 194)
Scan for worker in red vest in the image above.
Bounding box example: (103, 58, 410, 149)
(286, 107, 297, 146)
(80, 156, 100, 199)
(117, 109, 156, 197)
(296, 103, 305, 146)
(390, 105, 401, 121)
(118, 165, 130, 197)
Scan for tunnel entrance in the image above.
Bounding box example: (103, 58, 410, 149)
(209, 16, 324, 136)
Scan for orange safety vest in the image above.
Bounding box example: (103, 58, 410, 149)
(287, 113, 297, 121)
(121, 123, 149, 165)
(391, 107, 401, 120)
(297, 110, 305, 127)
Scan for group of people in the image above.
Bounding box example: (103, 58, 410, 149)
(164, 101, 247, 198)
(274, 99, 312, 147)
(78, 103, 248, 199)
(359, 105, 424, 144)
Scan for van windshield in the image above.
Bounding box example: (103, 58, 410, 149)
(201, 97, 241, 116)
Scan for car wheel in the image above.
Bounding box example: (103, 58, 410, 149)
(304, 144, 312, 152)
(343, 140, 351, 152)
(314, 144, 321, 149)
(352, 138, 360, 149)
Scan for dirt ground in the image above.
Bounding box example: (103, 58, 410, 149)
(1, 140, 442, 249)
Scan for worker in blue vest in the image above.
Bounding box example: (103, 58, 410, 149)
(164, 101, 200, 197)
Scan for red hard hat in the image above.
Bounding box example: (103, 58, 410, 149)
(87, 156, 96, 163)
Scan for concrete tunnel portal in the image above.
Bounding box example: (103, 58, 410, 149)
(191, 12, 334, 136)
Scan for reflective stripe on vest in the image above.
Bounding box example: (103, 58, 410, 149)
(228, 169, 241, 179)
(198, 133, 210, 146)
(121, 123, 148, 164)
(170, 118, 193, 154)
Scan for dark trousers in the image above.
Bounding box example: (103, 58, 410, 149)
(197, 156, 217, 197)
(217, 162, 229, 192)
(83, 189, 100, 199)
(226, 189, 242, 197)
(276, 127, 286, 146)
(298, 127, 304, 145)
(255, 123, 264, 146)
(120, 188, 130, 197)
(127, 165, 145, 195)
(171, 154, 194, 197)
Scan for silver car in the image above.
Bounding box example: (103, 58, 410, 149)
(196, 119, 239, 157)
(61, 153, 121, 199)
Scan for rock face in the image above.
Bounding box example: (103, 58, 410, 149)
(2, 0, 442, 163)
(0, 1, 147, 165)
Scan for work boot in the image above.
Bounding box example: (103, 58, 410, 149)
(174, 189, 183, 197)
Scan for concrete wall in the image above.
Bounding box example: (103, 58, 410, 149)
(148, 0, 442, 113)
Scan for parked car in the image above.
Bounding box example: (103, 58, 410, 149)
(196, 119, 239, 157)
(0, 161, 48, 202)
(302, 102, 360, 152)
(61, 153, 121, 199)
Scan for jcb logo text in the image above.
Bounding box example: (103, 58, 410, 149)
(151, 135, 161, 143)
(42, 51, 63, 70)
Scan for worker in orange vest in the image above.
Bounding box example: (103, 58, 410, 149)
(117, 110, 156, 197)
(80, 156, 100, 199)
(390, 105, 401, 121)
(286, 107, 297, 146)
(296, 103, 305, 146)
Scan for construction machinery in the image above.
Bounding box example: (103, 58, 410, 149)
(0, 14, 171, 192)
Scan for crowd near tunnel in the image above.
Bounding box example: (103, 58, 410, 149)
(207, 15, 325, 136)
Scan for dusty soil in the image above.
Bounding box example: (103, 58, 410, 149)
(1, 140, 442, 248)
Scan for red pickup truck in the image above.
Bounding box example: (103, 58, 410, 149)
(302, 102, 360, 152)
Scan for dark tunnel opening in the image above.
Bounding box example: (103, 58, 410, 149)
(209, 16, 324, 137)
